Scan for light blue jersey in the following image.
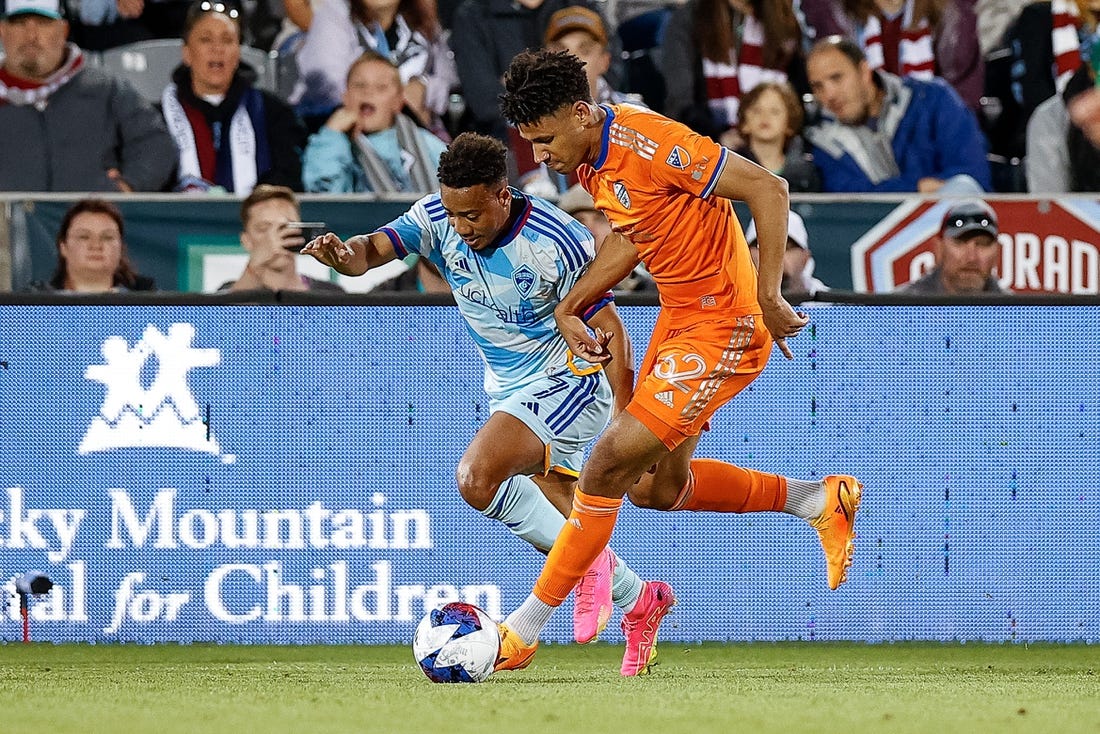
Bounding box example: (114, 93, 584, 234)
(379, 189, 611, 400)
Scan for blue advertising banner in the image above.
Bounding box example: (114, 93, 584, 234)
(1, 305, 1097, 644)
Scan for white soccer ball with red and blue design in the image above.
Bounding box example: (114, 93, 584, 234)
(412, 602, 500, 683)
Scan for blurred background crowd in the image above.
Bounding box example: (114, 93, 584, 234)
(2, 0, 1099, 294)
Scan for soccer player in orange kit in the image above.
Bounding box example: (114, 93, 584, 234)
(494, 49, 863, 676)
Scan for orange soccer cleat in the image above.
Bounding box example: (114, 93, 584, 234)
(809, 475, 863, 590)
(493, 622, 539, 672)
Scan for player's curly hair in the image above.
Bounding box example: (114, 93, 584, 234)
(500, 49, 592, 126)
(437, 133, 508, 188)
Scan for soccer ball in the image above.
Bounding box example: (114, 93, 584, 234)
(412, 602, 501, 683)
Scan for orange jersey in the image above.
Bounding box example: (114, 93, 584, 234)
(578, 104, 759, 325)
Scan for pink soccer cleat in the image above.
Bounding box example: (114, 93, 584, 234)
(620, 580, 676, 676)
(573, 547, 616, 644)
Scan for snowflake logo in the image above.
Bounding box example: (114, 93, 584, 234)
(78, 323, 231, 460)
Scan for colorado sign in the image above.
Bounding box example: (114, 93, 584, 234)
(851, 198, 1100, 293)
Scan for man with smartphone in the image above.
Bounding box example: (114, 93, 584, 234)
(221, 185, 346, 293)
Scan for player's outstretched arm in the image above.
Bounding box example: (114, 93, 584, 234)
(302, 231, 397, 277)
(585, 302, 634, 416)
(555, 232, 639, 363)
(712, 152, 808, 360)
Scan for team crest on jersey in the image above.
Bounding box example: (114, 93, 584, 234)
(613, 181, 631, 209)
(512, 264, 538, 298)
(666, 146, 690, 170)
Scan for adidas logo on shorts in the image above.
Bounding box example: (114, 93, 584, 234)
(655, 390, 674, 408)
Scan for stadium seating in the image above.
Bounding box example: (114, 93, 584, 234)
(97, 38, 278, 104)
(271, 31, 305, 106)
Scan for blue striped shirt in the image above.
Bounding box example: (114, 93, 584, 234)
(379, 188, 611, 399)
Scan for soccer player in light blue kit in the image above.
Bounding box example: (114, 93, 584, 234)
(304, 132, 668, 674)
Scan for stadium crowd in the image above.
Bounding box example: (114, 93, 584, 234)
(2, 0, 1098, 292)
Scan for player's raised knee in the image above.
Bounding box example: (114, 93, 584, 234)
(455, 461, 499, 511)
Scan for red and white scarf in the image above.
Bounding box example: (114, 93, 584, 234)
(862, 1, 935, 79)
(701, 15, 789, 127)
(0, 43, 84, 110)
(863, 0, 1081, 90)
(1050, 0, 1082, 92)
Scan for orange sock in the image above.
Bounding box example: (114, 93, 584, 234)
(670, 459, 787, 513)
(532, 489, 622, 605)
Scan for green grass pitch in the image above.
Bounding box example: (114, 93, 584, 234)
(0, 642, 1096, 733)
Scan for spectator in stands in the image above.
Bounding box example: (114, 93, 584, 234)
(544, 6, 630, 107)
(1025, 9, 1100, 192)
(660, 0, 805, 148)
(292, 0, 457, 136)
(281, 0, 313, 31)
(302, 50, 446, 193)
(804, 35, 990, 193)
(516, 5, 634, 196)
(735, 81, 821, 192)
(67, 0, 194, 51)
(745, 209, 830, 294)
(0, 0, 176, 191)
(65, 0, 150, 51)
(800, 1, 983, 112)
(449, 0, 601, 142)
(899, 199, 1005, 294)
(800, 0, 941, 79)
(222, 184, 345, 291)
(974, 0, 1030, 55)
(933, 0, 983, 112)
(1069, 86, 1100, 145)
(31, 199, 156, 292)
(980, 0, 1083, 190)
(161, 0, 306, 192)
(558, 184, 654, 292)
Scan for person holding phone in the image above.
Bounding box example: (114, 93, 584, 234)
(220, 184, 346, 292)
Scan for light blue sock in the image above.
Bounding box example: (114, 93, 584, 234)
(480, 475, 564, 552)
(506, 563, 644, 644)
(611, 556, 644, 610)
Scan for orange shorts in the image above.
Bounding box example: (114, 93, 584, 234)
(626, 311, 772, 450)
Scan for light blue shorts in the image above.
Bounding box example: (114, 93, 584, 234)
(490, 370, 613, 477)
